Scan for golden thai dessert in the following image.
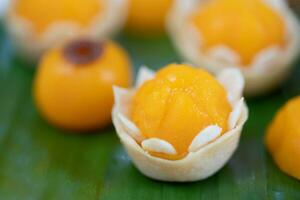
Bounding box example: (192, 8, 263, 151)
(266, 96, 300, 180)
(112, 64, 248, 181)
(168, 0, 300, 96)
(6, 0, 127, 59)
(34, 39, 132, 131)
(126, 0, 173, 35)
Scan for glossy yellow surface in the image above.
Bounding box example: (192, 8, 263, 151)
(15, 0, 103, 33)
(191, 0, 286, 65)
(131, 64, 232, 159)
(126, 0, 173, 34)
(34, 41, 132, 131)
(266, 96, 300, 180)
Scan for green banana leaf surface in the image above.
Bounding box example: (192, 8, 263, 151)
(0, 18, 300, 200)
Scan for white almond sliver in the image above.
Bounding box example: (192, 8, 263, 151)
(207, 45, 241, 65)
(228, 98, 244, 129)
(141, 138, 177, 155)
(188, 125, 222, 152)
(251, 46, 281, 73)
(217, 68, 245, 104)
(117, 113, 144, 143)
(136, 66, 155, 87)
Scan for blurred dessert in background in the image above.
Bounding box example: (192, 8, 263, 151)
(266, 96, 300, 180)
(125, 0, 173, 35)
(34, 38, 132, 132)
(5, 0, 127, 60)
(168, 0, 300, 96)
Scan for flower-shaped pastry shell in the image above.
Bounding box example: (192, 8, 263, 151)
(112, 66, 248, 182)
(167, 0, 300, 96)
(5, 0, 127, 59)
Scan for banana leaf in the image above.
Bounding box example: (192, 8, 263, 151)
(0, 21, 300, 200)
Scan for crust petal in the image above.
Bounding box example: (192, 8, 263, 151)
(135, 66, 155, 87)
(117, 113, 144, 143)
(217, 69, 245, 104)
(228, 98, 244, 130)
(188, 125, 222, 152)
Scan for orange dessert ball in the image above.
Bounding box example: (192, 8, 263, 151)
(131, 64, 232, 159)
(266, 96, 300, 180)
(14, 0, 103, 33)
(34, 39, 132, 131)
(126, 0, 173, 34)
(191, 0, 286, 65)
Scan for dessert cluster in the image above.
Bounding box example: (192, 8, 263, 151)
(2, 0, 300, 182)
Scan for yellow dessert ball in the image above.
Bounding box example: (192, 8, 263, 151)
(131, 64, 232, 159)
(34, 39, 132, 132)
(266, 96, 300, 180)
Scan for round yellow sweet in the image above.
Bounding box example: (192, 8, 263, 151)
(266, 96, 300, 180)
(34, 39, 132, 131)
(191, 0, 286, 65)
(131, 64, 232, 160)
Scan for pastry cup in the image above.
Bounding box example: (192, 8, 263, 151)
(5, 0, 127, 60)
(167, 0, 300, 96)
(112, 66, 248, 182)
